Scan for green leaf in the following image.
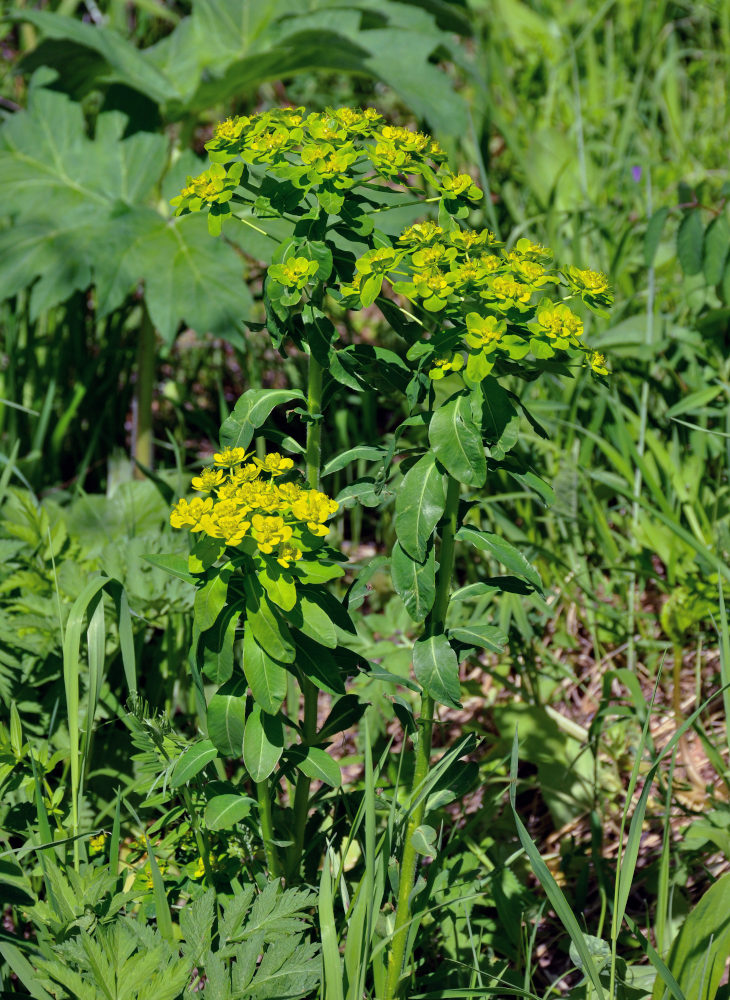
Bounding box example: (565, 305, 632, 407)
(413, 633, 461, 708)
(395, 452, 446, 562)
(194, 573, 229, 632)
(429, 393, 486, 487)
(143, 552, 196, 584)
(0, 84, 254, 341)
(199, 602, 240, 684)
(456, 526, 543, 594)
(219, 388, 305, 452)
(243, 627, 287, 714)
(391, 541, 436, 623)
(509, 733, 606, 1000)
(243, 577, 295, 663)
(677, 210, 704, 276)
(205, 793, 256, 830)
(293, 635, 345, 695)
(703, 212, 730, 286)
(449, 624, 506, 653)
(291, 594, 337, 649)
(293, 746, 341, 787)
(170, 740, 218, 788)
(207, 676, 247, 757)
(317, 694, 366, 741)
(258, 564, 297, 613)
(243, 703, 284, 782)
(321, 445, 387, 477)
(411, 824, 438, 856)
(644, 207, 670, 267)
(655, 872, 730, 1000)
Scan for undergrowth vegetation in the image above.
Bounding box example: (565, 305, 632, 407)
(1, 2, 729, 999)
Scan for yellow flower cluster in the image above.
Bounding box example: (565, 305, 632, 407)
(170, 450, 338, 565)
(173, 107, 479, 220)
(345, 225, 611, 378)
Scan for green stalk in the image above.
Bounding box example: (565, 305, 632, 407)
(257, 780, 282, 878)
(286, 353, 323, 882)
(385, 475, 461, 999)
(133, 301, 156, 478)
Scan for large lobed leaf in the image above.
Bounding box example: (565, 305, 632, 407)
(0, 76, 252, 342)
(14, 0, 471, 138)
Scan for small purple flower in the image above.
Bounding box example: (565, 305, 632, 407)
(631, 166, 642, 183)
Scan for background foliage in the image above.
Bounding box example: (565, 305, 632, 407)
(1, 1, 729, 998)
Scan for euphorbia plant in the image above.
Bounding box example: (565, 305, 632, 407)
(167, 105, 611, 997)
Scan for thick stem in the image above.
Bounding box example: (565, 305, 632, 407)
(133, 302, 156, 478)
(286, 353, 323, 882)
(385, 475, 461, 999)
(257, 780, 282, 878)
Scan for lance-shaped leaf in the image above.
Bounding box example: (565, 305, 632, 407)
(207, 676, 247, 757)
(391, 541, 436, 623)
(243, 704, 284, 782)
(395, 452, 446, 562)
(449, 624, 507, 653)
(429, 393, 487, 487)
(243, 576, 295, 663)
(205, 793, 256, 831)
(413, 633, 461, 709)
(170, 740, 218, 788)
(243, 627, 287, 715)
(456, 526, 543, 594)
(220, 388, 305, 451)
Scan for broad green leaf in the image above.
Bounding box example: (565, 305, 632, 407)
(655, 872, 730, 1000)
(481, 377, 520, 459)
(413, 633, 461, 708)
(242, 627, 287, 714)
(456, 526, 543, 594)
(429, 393, 486, 487)
(411, 824, 438, 856)
(220, 388, 305, 451)
(449, 624, 507, 653)
(11, 11, 178, 104)
(295, 559, 346, 585)
(293, 746, 341, 787)
(395, 452, 446, 561)
(193, 573, 229, 632)
(703, 212, 730, 286)
(677, 210, 704, 276)
(391, 541, 436, 623)
(207, 677, 247, 757)
(200, 602, 241, 684)
(170, 740, 218, 788)
(205, 793, 256, 830)
(317, 694, 366, 741)
(293, 635, 345, 695)
(0, 84, 253, 341)
(644, 206, 670, 267)
(243, 704, 284, 782)
(258, 565, 297, 613)
(291, 594, 337, 648)
(243, 577, 295, 663)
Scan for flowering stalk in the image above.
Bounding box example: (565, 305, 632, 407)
(385, 475, 460, 1000)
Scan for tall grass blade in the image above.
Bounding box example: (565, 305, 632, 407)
(509, 732, 605, 1000)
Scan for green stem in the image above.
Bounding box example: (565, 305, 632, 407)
(305, 355, 323, 491)
(286, 675, 318, 881)
(286, 353, 324, 882)
(385, 475, 461, 999)
(257, 780, 282, 878)
(133, 302, 156, 478)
